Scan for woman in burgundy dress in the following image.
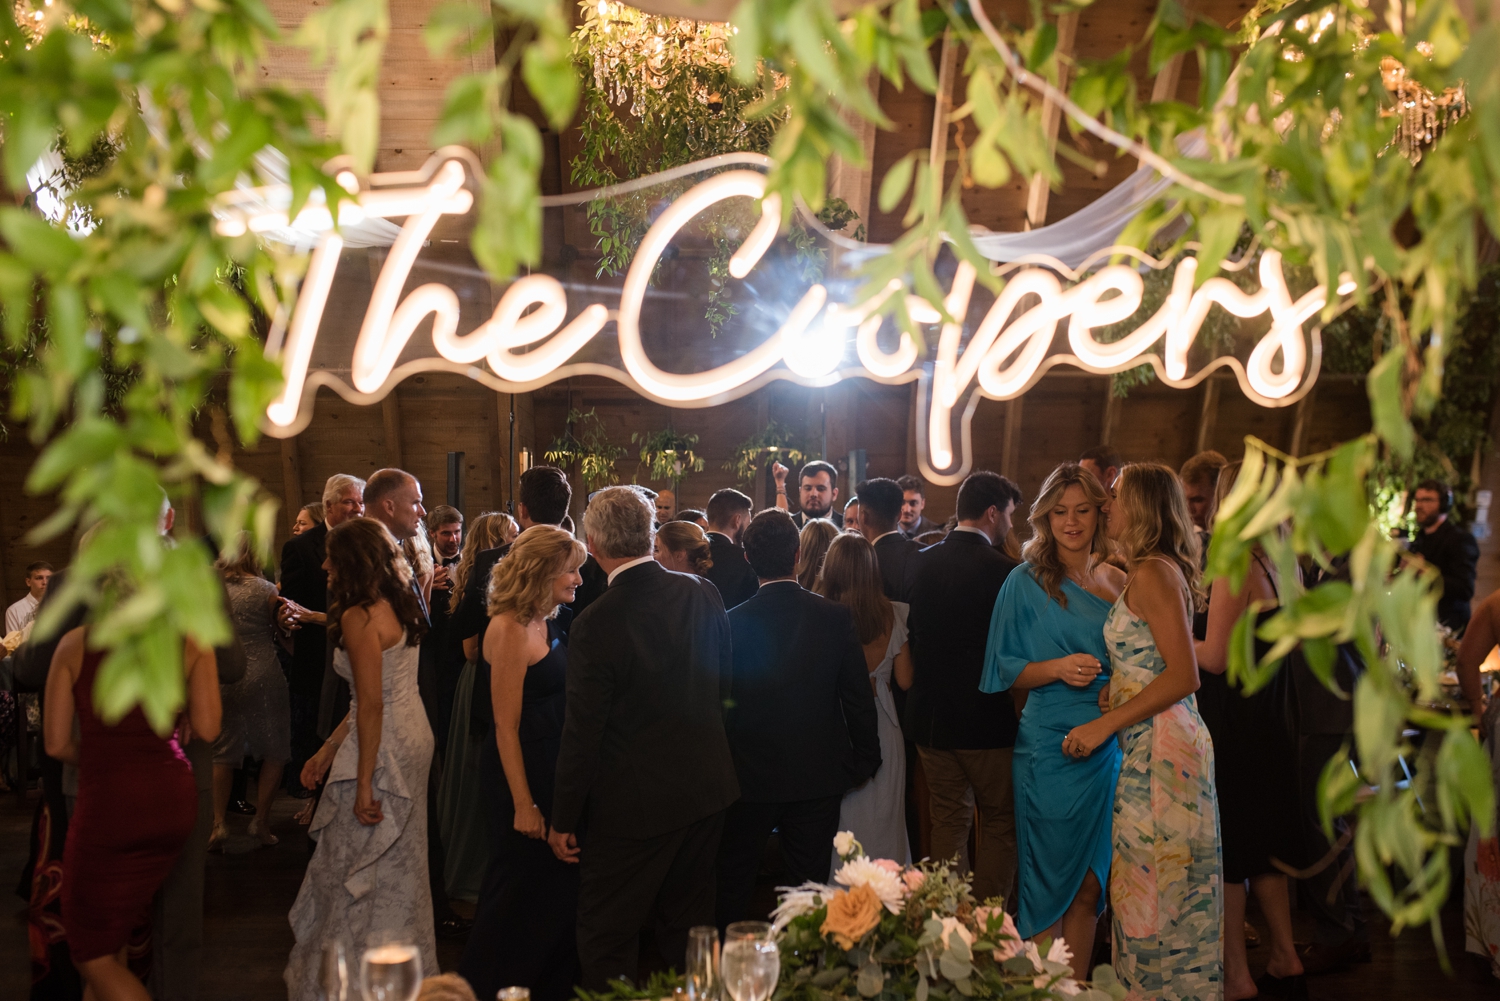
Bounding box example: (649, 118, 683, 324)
(44, 626, 221, 1001)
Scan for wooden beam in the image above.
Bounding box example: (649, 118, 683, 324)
(280, 436, 304, 532)
(1288, 384, 1318, 457)
(1101, 382, 1121, 446)
(929, 29, 960, 181)
(829, 72, 880, 231)
(1001, 398, 1025, 481)
(1195, 378, 1221, 454)
(381, 393, 404, 469)
(1024, 12, 1080, 230)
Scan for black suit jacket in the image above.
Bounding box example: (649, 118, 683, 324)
(1408, 519, 1480, 631)
(552, 560, 740, 838)
(571, 555, 609, 615)
(792, 509, 843, 530)
(279, 522, 329, 699)
(703, 533, 759, 610)
(904, 530, 1019, 749)
(725, 582, 881, 802)
(873, 532, 920, 603)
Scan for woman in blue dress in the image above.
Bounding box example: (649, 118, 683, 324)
(980, 463, 1124, 964)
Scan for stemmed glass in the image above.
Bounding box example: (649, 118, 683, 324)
(319, 941, 350, 1001)
(360, 938, 423, 1001)
(684, 925, 720, 1001)
(721, 922, 779, 1001)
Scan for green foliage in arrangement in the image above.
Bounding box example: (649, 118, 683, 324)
(4, 0, 1500, 942)
(633, 427, 706, 488)
(545, 408, 628, 493)
(725, 421, 808, 490)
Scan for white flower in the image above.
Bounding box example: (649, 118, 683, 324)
(1022, 941, 1043, 972)
(938, 916, 974, 950)
(1033, 937, 1079, 994)
(832, 856, 907, 913)
(770, 881, 832, 934)
(833, 830, 859, 858)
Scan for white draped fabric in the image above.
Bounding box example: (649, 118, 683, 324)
(967, 131, 1208, 267)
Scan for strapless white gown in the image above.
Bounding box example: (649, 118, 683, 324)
(285, 636, 436, 1000)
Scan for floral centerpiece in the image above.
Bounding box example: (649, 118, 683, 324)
(770, 834, 1124, 1001)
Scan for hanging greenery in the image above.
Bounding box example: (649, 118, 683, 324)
(724, 421, 808, 490)
(633, 427, 706, 490)
(544, 408, 628, 493)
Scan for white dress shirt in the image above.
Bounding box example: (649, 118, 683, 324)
(606, 555, 657, 586)
(950, 524, 993, 545)
(5, 593, 39, 635)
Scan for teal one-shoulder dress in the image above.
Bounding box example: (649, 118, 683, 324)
(979, 565, 1121, 938)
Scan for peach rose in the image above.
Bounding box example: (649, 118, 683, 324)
(821, 884, 883, 949)
(902, 869, 926, 893)
(873, 858, 902, 874)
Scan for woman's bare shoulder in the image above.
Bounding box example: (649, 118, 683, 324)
(1133, 556, 1186, 597)
(50, 626, 87, 676)
(1098, 562, 1127, 586)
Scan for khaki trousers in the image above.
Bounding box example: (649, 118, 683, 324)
(916, 746, 1016, 902)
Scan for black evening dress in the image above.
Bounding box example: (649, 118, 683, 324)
(1196, 554, 1303, 882)
(458, 613, 579, 1001)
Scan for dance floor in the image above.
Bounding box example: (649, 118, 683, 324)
(0, 789, 1494, 1001)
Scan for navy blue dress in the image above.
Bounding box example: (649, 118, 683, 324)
(458, 615, 578, 1001)
(980, 566, 1121, 938)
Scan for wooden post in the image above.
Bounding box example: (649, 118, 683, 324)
(1101, 382, 1121, 445)
(381, 393, 404, 469)
(1001, 398, 1025, 481)
(929, 30, 960, 180)
(1195, 378, 1221, 454)
(1024, 12, 1080, 230)
(829, 72, 880, 230)
(280, 436, 304, 531)
(1288, 384, 1318, 457)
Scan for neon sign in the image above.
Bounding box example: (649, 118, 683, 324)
(221, 148, 1345, 485)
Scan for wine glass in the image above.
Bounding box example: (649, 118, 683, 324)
(684, 925, 720, 1001)
(319, 941, 349, 1001)
(721, 923, 779, 1001)
(360, 940, 423, 1001)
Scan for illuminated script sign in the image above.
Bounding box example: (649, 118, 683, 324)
(221, 148, 1345, 484)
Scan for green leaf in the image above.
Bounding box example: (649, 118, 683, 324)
(0, 208, 83, 278)
(1436, 726, 1495, 835)
(1193, 204, 1245, 284)
(4, 103, 57, 193)
(523, 35, 580, 131)
(1367, 350, 1413, 460)
(879, 154, 916, 214)
(423, 0, 492, 57)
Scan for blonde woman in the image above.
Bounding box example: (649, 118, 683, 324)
(978, 463, 1123, 967)
(459, 526, 586, 1001)
(816, 532, 913, 863)
(795, 518, 839, 590)
(654, 520, 714, 575)
(1062, 463, 1221, 1000)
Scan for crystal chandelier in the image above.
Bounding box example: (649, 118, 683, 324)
(1380, 43, 1468, 164)
(583, 1, 738, 119)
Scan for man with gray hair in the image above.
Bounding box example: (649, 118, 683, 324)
(548, 486, 740, 989)
(277, 473, 364, 797)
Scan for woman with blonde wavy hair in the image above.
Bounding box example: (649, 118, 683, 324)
(459, 525, 586, 1001)
(1062, 462, 1221, 1001)
(795, 518, 838, 590)
(978, 463, 1124, 966)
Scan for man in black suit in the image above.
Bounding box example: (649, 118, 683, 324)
(423, 505, 464, 749)
(857, 477, 920, 603)
(1407, 478, 1480, 632)
(548, 487, 740, 988)
(897, 475, 941, 540)
(702, 488, 759, 609)
(772, 458, 844, 528)
(277, 473, 364, 788)
(715, 509, 881, 926)
(904, 471, 1021, 902)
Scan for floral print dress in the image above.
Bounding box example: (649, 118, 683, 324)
(1466, 699, 1500, 978)
(1104, 586, 1223, 1001)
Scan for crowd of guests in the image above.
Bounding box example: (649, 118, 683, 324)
(8, 439, 1498, 1001)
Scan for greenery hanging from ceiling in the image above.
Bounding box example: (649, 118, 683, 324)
(569, 1, 859, 334)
